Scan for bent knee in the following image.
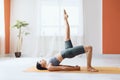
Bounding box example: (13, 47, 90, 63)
(84, 45, 92, 53)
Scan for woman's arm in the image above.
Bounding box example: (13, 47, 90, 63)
(47, 64, 80, 71)
(59, 65, 78, 67)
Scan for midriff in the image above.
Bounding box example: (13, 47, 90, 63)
(55, 53, 63, 62)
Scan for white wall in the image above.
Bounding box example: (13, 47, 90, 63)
(83, 0, 102, 54)
(10, 0, 38, 56)
(0, 0, 5, 56)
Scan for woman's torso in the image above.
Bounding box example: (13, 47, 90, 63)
(48, 53, 63, 66)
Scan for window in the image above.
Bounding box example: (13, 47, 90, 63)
(36, 0, 83, 36)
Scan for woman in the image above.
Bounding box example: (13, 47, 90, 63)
(36, 10, 98, 72)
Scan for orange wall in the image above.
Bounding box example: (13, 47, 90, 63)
(103, 0, 120, 54)
(4, 0, 10, 54)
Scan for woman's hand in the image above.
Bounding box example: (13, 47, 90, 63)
(74, 65, 81, 70)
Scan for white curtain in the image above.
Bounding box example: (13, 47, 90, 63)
(34, 0, 84, 57)
(11, 0, 84, 57)
(0, 0, 5, 56)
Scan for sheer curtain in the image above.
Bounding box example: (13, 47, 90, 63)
(19, 0, 83, 57)
(34, 0, 84, 57)
(0, 0, 5, 56)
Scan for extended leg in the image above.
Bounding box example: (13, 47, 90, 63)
(64, 10, 71, 41)
(84, 45, 98, 72)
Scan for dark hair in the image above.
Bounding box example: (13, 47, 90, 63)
(36, 62, 47, 70)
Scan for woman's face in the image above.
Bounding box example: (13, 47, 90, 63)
(40, 59, 46, 68)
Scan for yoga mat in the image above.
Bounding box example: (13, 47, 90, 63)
(24, 66, 120, 74)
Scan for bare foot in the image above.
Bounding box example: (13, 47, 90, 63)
(64, 9, 68, 19)
(87, 67, 98, 72)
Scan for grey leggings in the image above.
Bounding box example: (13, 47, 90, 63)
(61, 40, 85, 59)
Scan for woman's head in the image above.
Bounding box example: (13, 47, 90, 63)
(36, 59, 47, 70)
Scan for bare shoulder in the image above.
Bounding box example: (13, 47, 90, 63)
(46, 63, 53, 70)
